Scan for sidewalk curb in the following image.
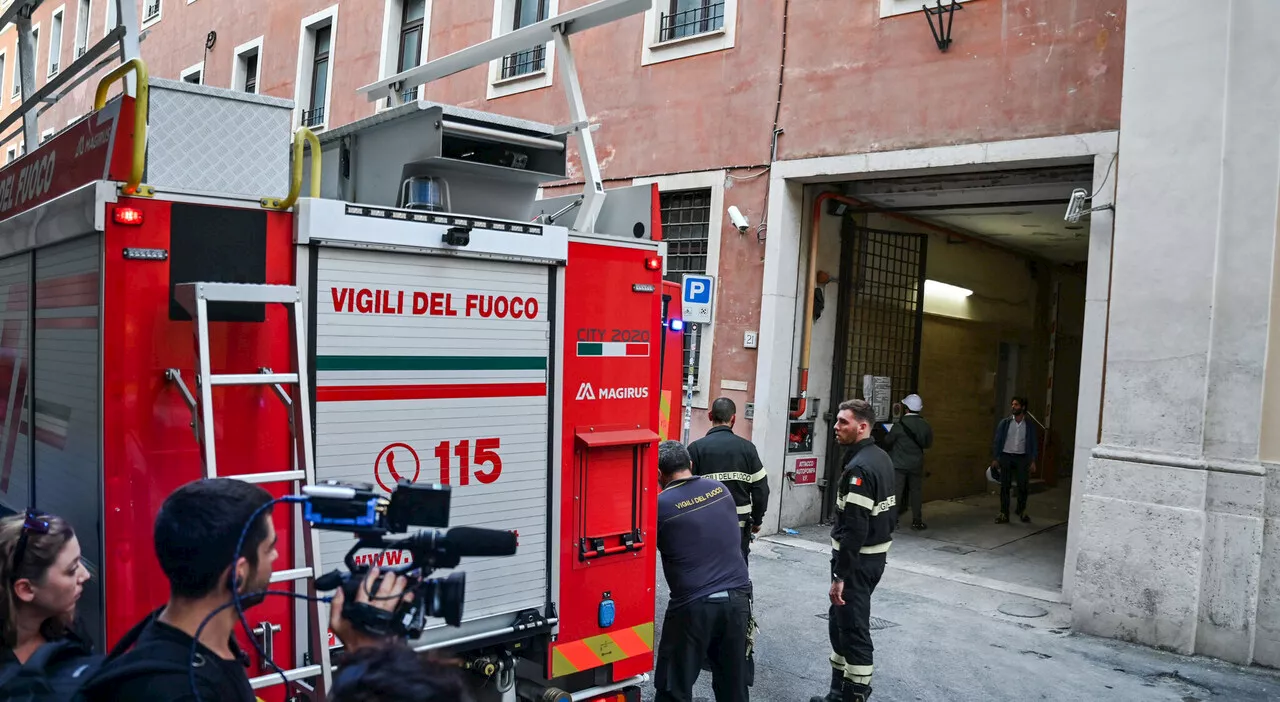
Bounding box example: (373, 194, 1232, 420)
(762, 535, 1067, 605)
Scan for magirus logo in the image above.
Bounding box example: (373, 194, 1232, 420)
(575, 382, 649, 401)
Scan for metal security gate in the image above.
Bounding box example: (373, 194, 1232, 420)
(822, 223, 927, 521)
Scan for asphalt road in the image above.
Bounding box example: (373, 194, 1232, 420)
(642, 535, 1280, 701)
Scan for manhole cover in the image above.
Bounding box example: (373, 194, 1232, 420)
(998, 602, 1048, 618)
(814, 614, 899, 630)
(935, 545, 976, 555)
(870, 616, 898, 630)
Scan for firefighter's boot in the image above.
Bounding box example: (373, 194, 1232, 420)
(840, 680, 873, 702)
(809, 669, 844, 702)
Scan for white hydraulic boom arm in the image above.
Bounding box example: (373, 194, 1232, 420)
(355, 0, 651, 236)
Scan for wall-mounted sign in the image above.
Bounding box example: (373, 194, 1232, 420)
(794, 457, 818, 485)
(863, 375, 893, 422)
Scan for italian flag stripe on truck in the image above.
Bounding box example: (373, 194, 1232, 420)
(577, 341, 649, 357)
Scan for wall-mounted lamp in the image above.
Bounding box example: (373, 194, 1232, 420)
(924, 0, 964, 53)
(925, 279, 973, 299)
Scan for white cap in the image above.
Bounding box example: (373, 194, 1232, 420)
(902, 394, 923, 412)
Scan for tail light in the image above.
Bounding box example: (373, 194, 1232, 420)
(113, 206, 144, 226)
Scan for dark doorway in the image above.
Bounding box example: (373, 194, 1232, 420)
(821, 221, 927, 522)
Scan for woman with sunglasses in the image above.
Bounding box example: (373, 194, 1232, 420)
(0, 509, 100, 700)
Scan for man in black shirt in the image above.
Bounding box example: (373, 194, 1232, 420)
(687, 397, 770, 562)
(812, 399, 896, 702)
(83, 479, 406, 702)
(655, 440, 752, 702)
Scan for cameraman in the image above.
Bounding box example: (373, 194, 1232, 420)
(83, 478, 408, 701)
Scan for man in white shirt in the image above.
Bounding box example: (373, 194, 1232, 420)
(990, 396, 1039, 524)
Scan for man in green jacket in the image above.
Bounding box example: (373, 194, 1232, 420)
(883, 394, 933, 531)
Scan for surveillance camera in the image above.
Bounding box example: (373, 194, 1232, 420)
(1064, 188, 1089, 223)
(728, 206, 749, 233)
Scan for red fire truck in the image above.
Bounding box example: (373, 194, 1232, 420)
(0, 0, 672, 700)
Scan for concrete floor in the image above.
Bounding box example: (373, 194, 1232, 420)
(876, 483, 1074, 598)
(645, 533, 1280, 701)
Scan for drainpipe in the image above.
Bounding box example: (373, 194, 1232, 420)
(790, 191, 1008, 419)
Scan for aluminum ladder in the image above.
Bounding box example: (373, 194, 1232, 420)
(166, 281, 332, 698)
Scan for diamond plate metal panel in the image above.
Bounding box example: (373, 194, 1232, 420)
(146, 78, 293, 198)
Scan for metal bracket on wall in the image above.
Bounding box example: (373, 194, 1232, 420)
(924, 0, 964, 53)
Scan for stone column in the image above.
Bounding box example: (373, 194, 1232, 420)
(1071, 0, 1280, 664)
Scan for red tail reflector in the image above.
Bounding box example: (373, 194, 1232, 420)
(644, 256, 661, 271)
(113, 206, 144, 226)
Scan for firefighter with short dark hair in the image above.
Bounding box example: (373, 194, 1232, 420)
(687, 397, 770, 562)
(812, 399, 896, 702)
(654, 440, 752, 702)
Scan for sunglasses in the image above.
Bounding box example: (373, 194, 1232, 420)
(9, 509, 51, 582)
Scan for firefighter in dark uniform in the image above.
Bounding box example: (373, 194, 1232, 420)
(812, 399, 897, 702)
(687, 397, 770, 562)
(654, 440, 753, 702)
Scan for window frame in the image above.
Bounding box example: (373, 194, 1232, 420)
(180, 62, 203, 85)
(0, 50, 7, 104)
(631, 170, 726, 407)
(231, 36, 263, 94)
(640, 0, 736, 67)
(293, 5, 339, 132)
(48, 5, 65, 77)
(9, 44, 19, 101)
(486, 0, 558, 100)
(73, 0, 90, 59)
(879, 0, 974, 19)
(377, 0, 431, 109)
(103, 0, 116, 38)
(27, 23, 41, 89)
(141, 0, 162, 29)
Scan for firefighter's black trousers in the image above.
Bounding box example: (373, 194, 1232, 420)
(828, 553, 887, 686)
(655, 587, 752, 702)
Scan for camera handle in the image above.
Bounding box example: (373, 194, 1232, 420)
(316, 533, 445, 641)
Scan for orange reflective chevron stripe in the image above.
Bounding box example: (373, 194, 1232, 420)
(551, 622, 655, 677)
(553, 641, 603, 677)
(608, 624, 653, 658)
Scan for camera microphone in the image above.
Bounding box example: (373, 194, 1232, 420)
(441, 527, 518, 557)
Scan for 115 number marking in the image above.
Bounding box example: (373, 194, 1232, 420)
(434, 438, 502, 485)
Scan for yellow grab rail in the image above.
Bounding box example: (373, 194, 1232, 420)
(94, 58, 150, 196)
(262, 127, 321, 210)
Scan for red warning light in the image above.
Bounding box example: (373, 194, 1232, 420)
(113, 206, 144, 226)
(644, 256, 662, 271)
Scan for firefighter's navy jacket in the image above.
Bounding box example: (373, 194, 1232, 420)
(829, 438, 897, 581)
(687, 425, 770, 528)
(657, 476, 752, 610)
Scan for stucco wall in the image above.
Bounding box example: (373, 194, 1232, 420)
(1070, 0, 1280, 666)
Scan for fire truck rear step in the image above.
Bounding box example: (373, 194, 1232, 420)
(165, 280, 334, 696)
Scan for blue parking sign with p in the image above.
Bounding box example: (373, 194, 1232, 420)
(683, 276, 711, 304)
(681, 274, 715, 324)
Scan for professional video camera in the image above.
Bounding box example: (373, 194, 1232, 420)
(302, 478, 517, 640)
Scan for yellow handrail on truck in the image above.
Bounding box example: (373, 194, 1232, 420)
(94, 58, 151, 197)
(262, 128, 321, 210)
